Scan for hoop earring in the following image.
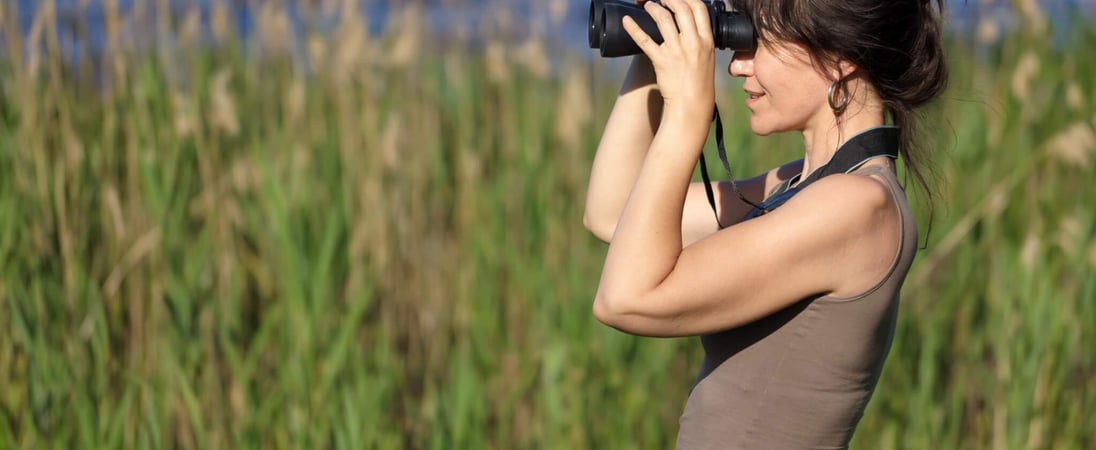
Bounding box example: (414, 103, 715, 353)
(828, 80, 850, 112)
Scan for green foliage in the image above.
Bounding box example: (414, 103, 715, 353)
(0, 2, 1093, 449)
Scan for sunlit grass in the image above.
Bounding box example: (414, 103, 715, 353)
(0, 1, 1093, 449)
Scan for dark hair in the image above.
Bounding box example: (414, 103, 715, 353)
(732, 0, 949, 212)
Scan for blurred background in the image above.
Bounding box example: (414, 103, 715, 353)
(0, 0, 1093, 448)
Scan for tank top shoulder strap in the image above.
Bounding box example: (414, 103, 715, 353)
(849, 164, 905, 195)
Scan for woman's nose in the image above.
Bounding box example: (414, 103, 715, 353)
(728, 51, 754, 77)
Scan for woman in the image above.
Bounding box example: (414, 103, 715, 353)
(582, 0, 947, 447)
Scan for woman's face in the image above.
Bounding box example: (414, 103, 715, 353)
(728, 40, 834, 136)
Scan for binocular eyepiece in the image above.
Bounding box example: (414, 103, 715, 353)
(589, 0, 756, 57)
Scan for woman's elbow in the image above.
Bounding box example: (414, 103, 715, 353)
(592, 296, 626, 333)
(592, 290, 688, 337)
(591, 292, 648, 332)
(591, 293, 617, 326)
(582, 212, 614, 243)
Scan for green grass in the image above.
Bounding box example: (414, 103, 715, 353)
(0, 2, 1093, 449)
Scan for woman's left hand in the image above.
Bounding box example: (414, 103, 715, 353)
(622, 0, 716, 116)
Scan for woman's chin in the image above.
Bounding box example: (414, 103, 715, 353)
(748, 120, 777, 137)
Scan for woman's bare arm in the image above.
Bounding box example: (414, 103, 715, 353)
(583, 56, 796, 245)
(583, 55, 663, 241)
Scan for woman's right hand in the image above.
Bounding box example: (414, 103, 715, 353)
(622, 0, 716, 115)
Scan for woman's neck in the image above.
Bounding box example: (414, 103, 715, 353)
(799, 92, 886, 181)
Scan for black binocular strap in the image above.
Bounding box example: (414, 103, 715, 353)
(700, 105, 900, 226)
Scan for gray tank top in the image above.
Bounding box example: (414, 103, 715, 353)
(675, 165, 918, 450)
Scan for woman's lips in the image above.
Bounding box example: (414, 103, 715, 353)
(744, 89, 764, 107)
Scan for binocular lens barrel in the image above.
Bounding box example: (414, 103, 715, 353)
(589, 0, 755, 58)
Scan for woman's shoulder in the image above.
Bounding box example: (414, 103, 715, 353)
(784, 168, 905, 248)
(769, 170, 904, 297)
(784, 171, 896, 226)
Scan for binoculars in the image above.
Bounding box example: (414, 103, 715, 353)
(588, 0, 756, 57)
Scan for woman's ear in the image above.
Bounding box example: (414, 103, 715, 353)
(832, 59, 858, 81)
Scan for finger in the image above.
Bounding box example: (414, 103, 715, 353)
(685, 0, 714, 44)
(621, 15, 663, 58)
(642, 1, 680, 49)
(662, 0, 699, 45)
